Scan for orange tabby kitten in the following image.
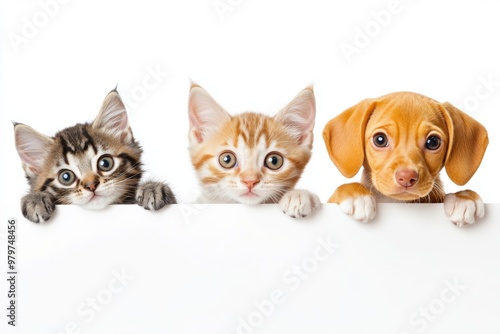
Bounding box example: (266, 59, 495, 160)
(188, 84, 320, 218)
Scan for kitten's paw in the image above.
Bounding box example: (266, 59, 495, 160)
(444, 190, 484, 227)
(136, 181, 177, 211)
(279, 189, 320, 218)
(21, 192, 56, 223)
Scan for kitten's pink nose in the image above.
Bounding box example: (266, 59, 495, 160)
(241, 179, 260, 190)
(396, 169, 418, 188)
(84, 180, 100, 192)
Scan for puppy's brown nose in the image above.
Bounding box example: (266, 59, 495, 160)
(396, 169, 418, 188)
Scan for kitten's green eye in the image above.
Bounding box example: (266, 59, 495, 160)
(264, 152, 284, 170)
(97, 155, 114, 172)
(219, 151, 237, 169)
(58, 169, 76, 185)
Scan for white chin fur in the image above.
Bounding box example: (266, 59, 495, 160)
(81, 196, 116, 210)
(236, 195, 264, 205)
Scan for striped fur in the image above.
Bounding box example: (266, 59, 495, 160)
(188, 84, 319, 214)
(20, 121, 143, 207)
(14, 88, 175, 223)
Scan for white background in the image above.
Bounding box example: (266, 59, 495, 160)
(2, 203, 500, 334)
(0, 0, 498, 204)
(1, 0, 500, 333)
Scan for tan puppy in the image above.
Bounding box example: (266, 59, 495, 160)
(323, 92, 488, 226)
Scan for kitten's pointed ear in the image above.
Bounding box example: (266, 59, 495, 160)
(92, 88, 133, 143)
(14, 123, 54, 177)
(275, 86, 316, 147)
(188, 84, 231, 144)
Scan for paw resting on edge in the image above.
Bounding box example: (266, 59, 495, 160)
(329, 183, 376, 223)
(444, 190, 485, 227)
(279, 189, 320, 218)
(136, 181, 177, 211)
(338, 195, 376, 223)
(21, 192, 56, 223)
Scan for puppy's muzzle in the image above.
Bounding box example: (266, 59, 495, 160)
(396, 169, 418, 189)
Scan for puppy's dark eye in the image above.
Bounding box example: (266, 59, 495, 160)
(373, 133, 388, 147)
(425, 136, 441, 150)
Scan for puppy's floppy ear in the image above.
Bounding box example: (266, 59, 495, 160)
(441, 102, 488, 185)
(322, 98, 377, 178)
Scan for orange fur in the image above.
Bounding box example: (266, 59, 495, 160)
(190, 111, 312, 203)
(188, 85, 317, 209)
(323, 92, 488, 225)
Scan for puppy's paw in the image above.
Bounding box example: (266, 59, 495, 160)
(444, 190, 484, 227)
(329, 183, 376, 222)
(136, 181, 177, 211)
(21, 192, 56, 223)
(279, 189, 320, 218)
(339, 195, 376, 223)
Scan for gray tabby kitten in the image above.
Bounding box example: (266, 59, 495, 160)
(14, 88, 176, 223)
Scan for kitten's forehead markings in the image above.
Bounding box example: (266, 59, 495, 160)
(65, 154, 84, 179)
(268, 140, 279, 151)
(80, 127, 98, 153)
(64, 152, 96, 180)
(236, 135, 245, 150)
(238, 120, 264, 148)
(58, 126, 98, 164)
(255, 137, 268, 167)
(257, 136, 267, 149)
